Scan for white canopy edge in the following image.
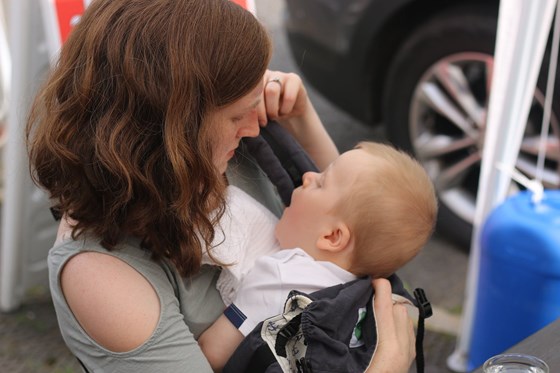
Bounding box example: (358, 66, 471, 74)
(448, 0, 557, 371)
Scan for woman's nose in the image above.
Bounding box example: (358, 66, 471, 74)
(237, 111, 260, 138)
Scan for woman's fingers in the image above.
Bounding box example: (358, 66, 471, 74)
(262, 70, 307, 122)
(366, 278, 416, 373)
(371, 278, 393, 324)
(263, 76, 281, 120)
(393, 303, 416, 360)
(257, 92, 268, 126)
(277, 72, 302, 116)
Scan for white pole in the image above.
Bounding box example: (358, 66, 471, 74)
(39, 0, 62, 64)
(447, 0, 557, 371)
(0, 0, 34, 312)
(0, 1, 10, 124)
(246, 0, 257, 15)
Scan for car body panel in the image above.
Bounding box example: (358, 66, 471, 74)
(285, 0, 499, 123)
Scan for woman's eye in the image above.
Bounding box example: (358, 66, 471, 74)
(232, 116, 243, 123)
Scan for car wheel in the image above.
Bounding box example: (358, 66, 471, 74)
(383, 5, 560, 249)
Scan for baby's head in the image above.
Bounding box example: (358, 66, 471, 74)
(341, 142, 437, 277)
(275, 141, 437, 278)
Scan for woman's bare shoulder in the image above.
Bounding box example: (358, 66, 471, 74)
(60, 251, 160, 352)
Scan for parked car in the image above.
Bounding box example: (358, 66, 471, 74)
(284, 0, 560, 248)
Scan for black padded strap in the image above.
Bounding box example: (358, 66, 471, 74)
(259, 122, 317, 189)
(243, 121, 318, 206)
(243, 133, 295, 206)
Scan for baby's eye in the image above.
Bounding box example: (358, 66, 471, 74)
(231, 115, 243, 123)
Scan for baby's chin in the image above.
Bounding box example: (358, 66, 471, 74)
(273, 220, 285, 244)
(274, 235, 290, 250)
(273, 233, 292, 251)
(275, 218, 305, 250)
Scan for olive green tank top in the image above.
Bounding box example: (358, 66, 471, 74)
(48, 236, 225, 372)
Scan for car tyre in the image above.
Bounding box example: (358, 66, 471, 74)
(383, 4, 560, 249)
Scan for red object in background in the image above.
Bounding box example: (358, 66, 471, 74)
(54, 0, 252, 46)
(230, 0, 249, 8)
(55, 0, 84, 43)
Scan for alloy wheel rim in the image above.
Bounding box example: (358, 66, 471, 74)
(410, 52, 560, 225)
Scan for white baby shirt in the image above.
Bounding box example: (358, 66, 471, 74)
(230, 248, 357, 336)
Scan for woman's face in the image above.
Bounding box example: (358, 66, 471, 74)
(207, 81, 264, 174)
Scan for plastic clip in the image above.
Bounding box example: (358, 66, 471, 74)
(275, 313, 302, 357)
(414, 288, 433, 318)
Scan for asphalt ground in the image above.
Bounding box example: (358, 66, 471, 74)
(0, 1, 470, 372)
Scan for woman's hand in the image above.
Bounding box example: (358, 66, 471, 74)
(258, 69, 338, 170)
(258, 70, 308, 124)
(365, 278, 416, 373)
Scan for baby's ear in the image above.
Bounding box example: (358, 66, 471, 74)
(316, 222, 351, 253)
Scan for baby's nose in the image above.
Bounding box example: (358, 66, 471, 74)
(302, 172, 311, 187)
(301, 172, 316, 188)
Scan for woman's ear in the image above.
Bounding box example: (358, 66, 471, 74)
(316, 222, 351, 253)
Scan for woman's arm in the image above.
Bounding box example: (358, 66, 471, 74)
(365, 278, 416, 373)
(58, 215, 161, 352)
(60, 250, 216, 372)
(258, 70, 339, 170)
(61, 251, 161, 352)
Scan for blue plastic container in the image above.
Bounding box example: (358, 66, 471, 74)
(467, 190, 560, 371)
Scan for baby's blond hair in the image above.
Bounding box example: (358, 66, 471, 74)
(336, 142, 438, 278)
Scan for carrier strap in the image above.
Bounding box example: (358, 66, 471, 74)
(413, 288, 433, 373)
(243, 121, 318, 206)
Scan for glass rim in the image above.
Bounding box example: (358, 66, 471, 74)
(483, 353, 549, 372)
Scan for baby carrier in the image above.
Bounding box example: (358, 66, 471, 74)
(222, 273, 432, 373)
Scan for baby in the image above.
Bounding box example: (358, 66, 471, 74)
(199, 141, 438, 371)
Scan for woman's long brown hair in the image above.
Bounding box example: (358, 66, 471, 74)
(26, 0, 271, 276)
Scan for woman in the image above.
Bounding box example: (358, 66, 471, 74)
(26, 0, 415, 371)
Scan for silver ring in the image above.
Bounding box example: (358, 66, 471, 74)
(267, 78, 282, 88)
